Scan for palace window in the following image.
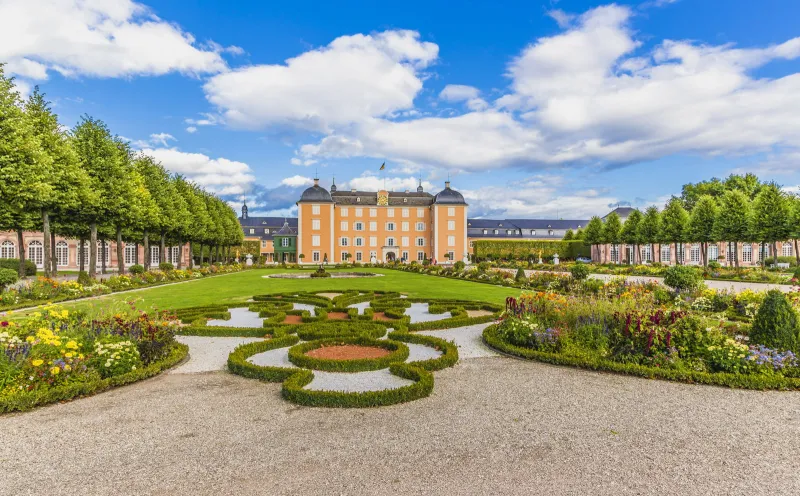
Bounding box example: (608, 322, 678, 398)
(312, 205, 320, 215)
(386, 222, 396, 231)
(370, 208, 377, 217)
(531, 230, 536, 235)
(402, 251, 409, 260)
(264, 229, 269, 234)
(416, 237, 425, 247)
(281, 238, 289, 248)
(447, 236, 456, 247)
(690, 244, 701, 264)
(340, 237, 349, 247)
(416, 222, 425, 231)
(0, 241, 16, 259)
(355, 252, 362, 262)
(482, 230, 487, 235)
(124, 244, 137, 266)
(506, 230, 513, 235)
(312, 251, 320, 262)
(340, 221, 348, 231)
(249, 229, 254, 234)
(548, 230, 554, 236)
(354, 222, 364, 231)
(369, 236, 377, 247)
(57, 241, 70, 267)
(355, 208, 363, 217)
(386, 237, 396, 247)
(417, 209, 425, 218)
(417, 251, 425, 261)
(610, 244, 619, 263)
(387, 208, 395, 218)
(28, 241, 44, 267)
(708, 244, 719, 262)
(150, 246, 159, 266)
(783, 242, 793, 258)
(743, 244, 753, 263)
(448, 221, 456, 230)
(355, 237, 364, 247)
(369, 222, 377, 231)
(79, 241, 90, 266)
(170, 246, 180, 265)
(261, 240, 267, 248)
(311, 235, 320, 247)
(402, 208, 409, 218)
(493, 230, 498, 235)
(642, 244, 652, 263)
(660, 245, 671, 263)
(401, 222, 409, 232)
(341, 208, 349, 216)
(341, 251, 348, 261)
(312, 219, 320, 230)
(448, 207, 455, 216)
(401, 237, 409, 247)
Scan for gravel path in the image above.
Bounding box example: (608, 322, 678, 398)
(173, 336, 262, 373)
(207, 307, 265, 328)
(3, 357, 799, 495)
(421, 322, 498, 358)
(405, 302, 451, 323)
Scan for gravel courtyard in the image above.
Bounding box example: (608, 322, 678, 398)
(3, 354, 800, 495)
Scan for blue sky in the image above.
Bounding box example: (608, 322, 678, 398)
(3, 0, 800, 219)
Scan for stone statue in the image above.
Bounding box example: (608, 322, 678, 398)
(245, 253, 253, 266)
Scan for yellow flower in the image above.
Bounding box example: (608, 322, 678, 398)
(65, 352, 74, 358)
(64, 364, 72, 372)
(50, 367, 60, 375)
(31, 359, 44, 367)
(26, 336, 35, 343)
(66, 340, 78, 349)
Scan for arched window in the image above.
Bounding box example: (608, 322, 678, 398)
(708, 244, 719, 262)
(28, 240, 44, 267)
(742, 244, 753, 263)
(782, 242, 793, 258)
(150, 246, 160, 266)
(55, 241, 69, 267)
(78, 241, 90, 267)
(0, 241, 15, 259)
(171, 246, 180, 265)
(660, 244, 671, 263)
(610, 245, 619, 263)
(124, 244, 137, 265)
(690, 244, 701, 264)
(97, 243, 110, 265)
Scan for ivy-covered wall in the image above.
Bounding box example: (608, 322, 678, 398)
(473, 240, 590, 261)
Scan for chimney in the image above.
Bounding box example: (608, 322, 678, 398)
(445, 180, 451, 189)
(313, 178, 319, 186)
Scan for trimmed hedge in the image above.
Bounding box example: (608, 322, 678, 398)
(473, 239, 590, 261)
(178, 325, 273, 337)
(281, 363, 434, 408)
(295, 321, 387, 340)
(482, 324, 800, 390)
(388, 331, 459, 371)
(287, 337, 409, 372)
(227, 336, 301, 381)
(0, 343, 189, 414)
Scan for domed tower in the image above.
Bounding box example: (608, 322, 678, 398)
(432, 180, 468, 264)
(297, 178, 333, 265)
(241, 198, 249, 220)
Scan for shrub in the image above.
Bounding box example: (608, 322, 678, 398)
(708, 260, 722, 270)
(515, 268, 527, 283)
(793, 266, 800, 280)
(0, 268, 18, 290)
(422, 259, 431, 266)
(310, 267, 331, 278)
(570, 263, 590, 281)
(0, 259, 36, 276)
(77, 271, 92, 286)
(129, 264, 145, 275)
(454, 260, 466, 271)
(663, 265, 702, 293)
(750, 290, 799, 352)
(159, 262, 174, 271)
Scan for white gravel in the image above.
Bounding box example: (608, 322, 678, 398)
(247, 346, 297, 369)
(405, 302, 451, 323)
(206, 307, 264, 328)
(173, 336, 263, 374)
(347, 301, 371, 314)
(305, 369, 414, 392)
(293, 303, 317, 316)
(420, 323, 499, 359)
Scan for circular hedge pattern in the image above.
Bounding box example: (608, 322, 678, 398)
(288, 337, 410, 372)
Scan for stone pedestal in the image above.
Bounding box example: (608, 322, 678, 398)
(553, 254, 560, 265)
(245, 254, 253, 266)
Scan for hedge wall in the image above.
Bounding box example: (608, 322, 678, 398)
(473, 239, 590, 261)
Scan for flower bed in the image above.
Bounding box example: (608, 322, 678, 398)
(0, 264, 247, 313)
(1, 305, 185, 413)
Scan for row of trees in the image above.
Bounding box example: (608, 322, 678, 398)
(572, 174, 800, 267)
(0, 65, 243, 279)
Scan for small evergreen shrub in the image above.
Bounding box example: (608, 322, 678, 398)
(129, 264, 145, 275)
(477, 261, 490, 273)
(570, 263, 590, 281)
(159, 262, 174, 271)
(422, 259, 431, 266)
(793, 266, 800, 280)
(454, 261, 466, 271)
(77, 271, 92, 286)
(708, 260, 722, 270)
(0, 259, 36, 276)
(749, 290, 799, 352)
(515, 268, 527, 283)
(0, 268, 18, 290)
(663, 265, 702, 293)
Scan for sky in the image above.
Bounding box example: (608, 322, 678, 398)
(2, 0, 800, 220)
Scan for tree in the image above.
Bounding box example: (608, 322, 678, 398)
(620, 209, 642, 264)
(583, 217, 604, 263)
(687, 195, 718, 266)
(751, 183, 791, 266)
(563, 229, 574, 241)
(0, 67, 51, 278)
(789, 196, 800, 266)
(661, 198, 689, 265)
(636, 206, 661, 263)
(714, 190, 751, 268)
(601, 212, 622, 264)
(25, 88, 89, 277)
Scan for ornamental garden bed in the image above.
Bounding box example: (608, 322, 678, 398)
(264, 272, 383, 279)
(305, 345, 391, 360)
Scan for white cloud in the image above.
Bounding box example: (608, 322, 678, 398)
(547, 9, 575, 29)
(0, 0, 227, 84)
(202, 29, 438, 131)
(185, 126, 197, 134)
(142, 148, 255, 196)
(184, 112, 221, 127)
(343, 174, 434, 193)
(439, 84, 480, 102)
(280, 175, 314, 188)
(290, 157, 317, 167)
(149, 132, 176, 147)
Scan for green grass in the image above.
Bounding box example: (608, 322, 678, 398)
(25, 268, 520, 317)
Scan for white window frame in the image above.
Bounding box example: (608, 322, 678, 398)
(690, 244, 701, 264)
(386, 237, 396, 247)
(340, 237, 349, 247)
(281, 238, 290, 248)
(354, 222, 364, 231)
(401, 222, 409, 232)
(448, 207, 455, 216)
(369, 208, 377, 217)
(401, 236, 409, 247)
(417, 208, 425, 218)
(340, 221, 348, 231)
(448, 220, 456, 230)
(124, 244, 137, 266)
(355, 251, 363, 262)
(312, 205, 320, 215)
(447, 235, 456, 247)
(417, 251, 425, 261)
(312, 251, 320, 262)
(355, 208, 363, 217)
(416, 222, 425, 231)
(150, 246, 160, 266)
(402, 208, 409, 218)
(386, 222, 396, 231)
(369, 236, 377, 247)
(783, 242, 793, 258)
(57, 241, 71, 267)
(341, 207, 349, 216)
(387, 208, 395, 218)
(312, 235, 321, 247)
(28, 241, 44, 268)
(0, 241, 15, 259)
(661, 245, 671, 263)
(369, 222, 377, 232)
(743, 244, 753, 263)
(355, 237, 364, 247)
(312, 219, 320, 230)
(416, 237, 425, 247)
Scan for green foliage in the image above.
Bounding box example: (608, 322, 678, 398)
(637, 206, 661, 244)
(751, 183, 791, 260)
(714, 190, 751, 243)
(129, 264, 145, 275)
(473, 240, 589, 261)
(453, 260, 466, 271)
(663, 265, 702, 292)
(601, 212, 623, 245)
(159, 262, 174, 271)
(570, 263, 590, 281)
(688, 195, 718, 244)
(660, 198, 689, 244)
(0, 268, 18, 289)
(287, 337, 409, 372)
(77, 271, 92, 286)
(750, 290, 799, 351)
(515, 267, 526, 282)
(563, 229, 574, 241)
(620, 210, 642, 246)
(583, 216, 604, 246)
(0, 259, 36, 276)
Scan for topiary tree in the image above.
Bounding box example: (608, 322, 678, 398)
(570, 263, 590, 281)
(515, 267, 527, 283)
(663, 265, 702, 293)
(749, 290, 799, 351)
(454, 260, 466, 271)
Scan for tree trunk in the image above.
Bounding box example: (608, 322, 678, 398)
(734, 242, 740, 269)
(673, 243, 678, 265)
(773, 241, 779, 265)
(198, 243, 204, 265)
(159, 234, 166, 265)
(89, 223, 98, 279)
(116, 226, 125, 275)
(50, 231, 57, 276)
(794, 239, 800, 266)
(176, 241, 183, 269)
(101, 239, 107, 275)
(16, 229, 25, 279)
(215, 245, 220, 264)
(42, 209, 52, 278)
(79, 238, 85, 273)
(143, 230, 150, 271)
(135, 243, 139, 265)
(188, 241, 193, 269)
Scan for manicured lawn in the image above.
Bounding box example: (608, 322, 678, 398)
(34, 268, 520, 316)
